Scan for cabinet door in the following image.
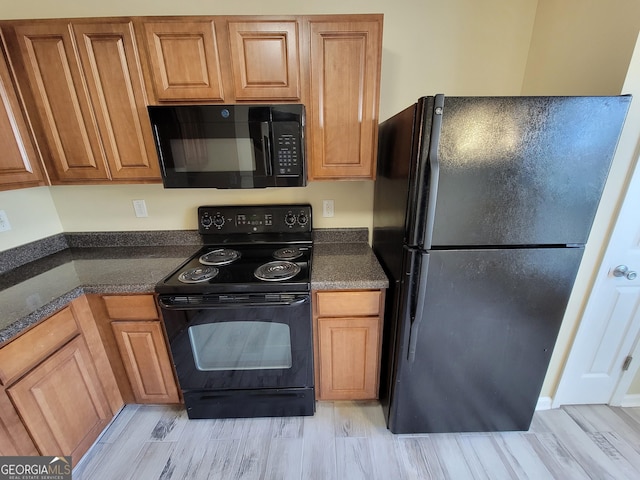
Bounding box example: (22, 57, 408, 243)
(8, 336, 111, 463)
(317, 316, 381, 400)
(0, 41, 46, 190)
(227, 20, 300, 101)
(72, 21, 161, 181)
(307, 17, 382, 179)
(111, 321, 180, 404)
(10, 22, 109, 182)
(142, 19, 224, 102)
(0, 388, 38, 456)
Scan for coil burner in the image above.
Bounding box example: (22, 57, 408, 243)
(199, 248, 241, 266)
(254, 261, 301, 282)
(273, 247, 304, 261)
(178, 266, 219, 283)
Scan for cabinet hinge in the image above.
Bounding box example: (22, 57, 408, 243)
(622, 355, 633, 372)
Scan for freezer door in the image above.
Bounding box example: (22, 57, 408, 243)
(417, 96, 630, 247)
(387, 247, 584, 433)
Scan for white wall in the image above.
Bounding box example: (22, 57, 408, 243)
(0, 187, 62, 249)
(49, 182, 374, 232)
(520, 1, 640, 398)
(522, 0, 640, 96)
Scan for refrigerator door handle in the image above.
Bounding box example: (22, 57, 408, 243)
(408, 253, 430, 362)
(421, 94, 445, 249)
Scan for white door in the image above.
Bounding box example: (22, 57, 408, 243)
(552, 34, 640, 407)
(553, 160, 640, 406)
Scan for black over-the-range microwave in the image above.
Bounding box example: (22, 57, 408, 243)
(147, 104, 306, 188)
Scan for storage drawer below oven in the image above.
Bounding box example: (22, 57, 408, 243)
(183, 387, 315, 419)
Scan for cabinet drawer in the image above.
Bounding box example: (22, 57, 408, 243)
(102, 295, 158, 320)
(0, 306, 79, 385)
(315, 290, 381, 317)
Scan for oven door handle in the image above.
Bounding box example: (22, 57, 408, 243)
(158, 296, 309, 310)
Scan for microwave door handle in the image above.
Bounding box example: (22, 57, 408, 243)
(261, 122, 272, 176)
(152, 124, 167, 176)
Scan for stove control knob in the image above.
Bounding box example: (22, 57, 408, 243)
(297, 213, 308, 226)
(285, 213, 297, 226)
(213, 214, 225, 228)
(201, 215, 213, 228)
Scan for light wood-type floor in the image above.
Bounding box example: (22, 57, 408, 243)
(73, 401, 640, 479)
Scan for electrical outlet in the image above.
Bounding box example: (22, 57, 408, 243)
(322, 200, 335, 218)
(132, 200, 148, 218)
(0, 210, 11, 232)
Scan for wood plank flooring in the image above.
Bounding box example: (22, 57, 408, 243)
(73, 402, 640, 479)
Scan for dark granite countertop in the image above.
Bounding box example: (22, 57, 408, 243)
(311, 242, 389, 290)
(0, 245, 199, 344)
(0, 228, 387, 345)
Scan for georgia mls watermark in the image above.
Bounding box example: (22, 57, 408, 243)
(0, 456, 71, 480)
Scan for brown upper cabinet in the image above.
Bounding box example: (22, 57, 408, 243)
(0, 35, 47, 191)
(225, 19, 301, 101)
(3, 19, 161, 184)
(1, 14, 382, 185)
(139, 17, 302, 103)
(306, 16, 383, 180)
(140, 15, 380, 179)
(72, 21, 161, 182)
(140, 18, 225, 102)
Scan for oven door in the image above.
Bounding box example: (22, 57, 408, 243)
(158, 293, 313, 392)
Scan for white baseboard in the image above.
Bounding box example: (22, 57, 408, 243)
(542, 393, 640, 408)
(620, 394, 640, 407)
(535, 396, 553, 411)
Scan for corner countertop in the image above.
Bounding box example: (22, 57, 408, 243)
(0, 245, 199, 344)
(311, 228, 388, 290)
(311, 243, 389, 290)
(0, 229, 388, 345)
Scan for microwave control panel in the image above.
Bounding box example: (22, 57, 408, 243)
(273, 122, 302, 177)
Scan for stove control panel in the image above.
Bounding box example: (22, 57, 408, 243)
(198, 205, 312, 234)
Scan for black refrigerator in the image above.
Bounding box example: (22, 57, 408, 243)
(372, 95, 631, 433)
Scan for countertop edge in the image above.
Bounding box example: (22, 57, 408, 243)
(311, 280, 389, 290)
(1, 229, 388, 345)
(0, 286, 85, 345)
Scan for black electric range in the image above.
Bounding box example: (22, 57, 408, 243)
(155, 204, 315, 419)
(156, 205, 313, 297)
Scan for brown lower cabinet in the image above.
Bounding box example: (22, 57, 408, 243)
(100, 294, 180, 405)
(111, 320, 180, 404)
(8, 336, 112, 461)
(313, 289, 385, 400)
(0, 287, 386, 464)
(0, 293, 181, 467)
(0, 388, 38, 456)
(0, 297, 122, 466)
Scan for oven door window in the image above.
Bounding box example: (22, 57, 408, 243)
(188, 321, 292, 371)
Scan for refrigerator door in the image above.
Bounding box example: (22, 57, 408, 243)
(387, 246, 584, 434)
(412, 96, 631, 248)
